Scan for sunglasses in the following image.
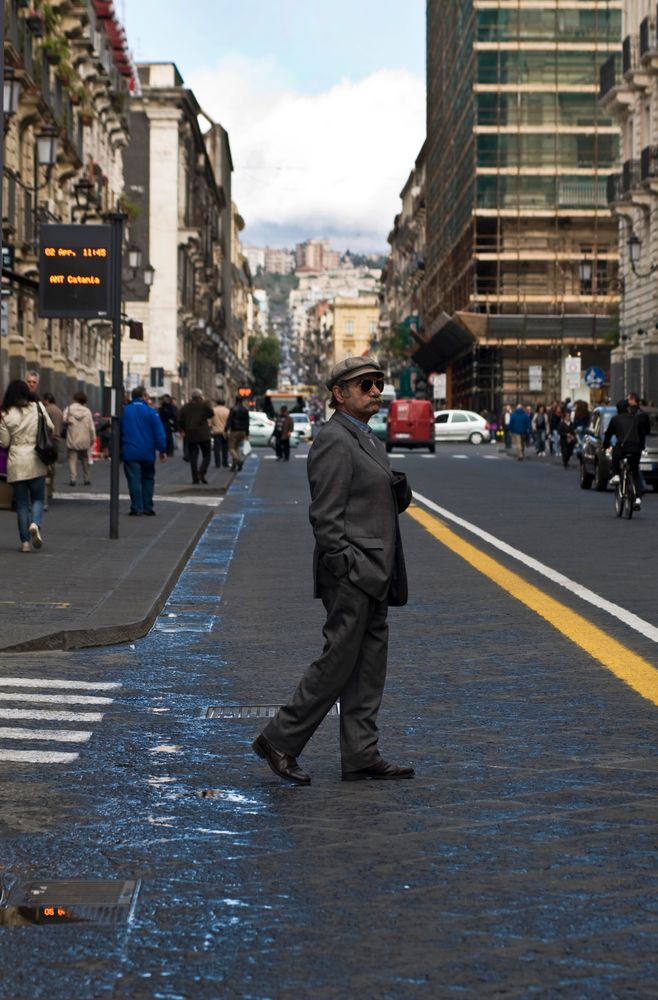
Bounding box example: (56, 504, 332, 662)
(354, 377, 385, 393)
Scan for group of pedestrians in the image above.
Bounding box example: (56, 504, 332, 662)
(503, 399, 591, 466)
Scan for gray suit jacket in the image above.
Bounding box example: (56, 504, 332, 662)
(308, 411, 411, 604)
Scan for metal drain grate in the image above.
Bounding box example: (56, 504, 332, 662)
(206, 704, 340, 719)
(0, 879, 140, 926)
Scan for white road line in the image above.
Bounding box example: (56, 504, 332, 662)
(0, 727, 92, 743)
(0, 677, 120, 690)
(56, 492, 222, 507)
(483, 455, 499, 460)
(390, 453, 407, 457)
(0, 692, 113, 705)
(413, 490, 658, 644)
(421, 454, 435, 459)
(0, 749, 79, 763)
(294, 454, 308, 459)
(452, 455, 468, 459)
(0, 708, 104, 722)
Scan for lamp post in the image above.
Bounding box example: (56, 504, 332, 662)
(627, 234, 658, 278)
(108, 210, 126, 540)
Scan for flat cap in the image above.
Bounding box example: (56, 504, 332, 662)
(191, 387, 204, 398)
(327, 355, 385, 390)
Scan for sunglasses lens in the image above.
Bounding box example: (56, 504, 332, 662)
(359, 378, 384, 392)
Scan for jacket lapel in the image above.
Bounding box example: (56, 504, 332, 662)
(333, 412, 392, 476)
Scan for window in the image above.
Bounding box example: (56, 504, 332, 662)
(345, 320, 354, 335)
(435, 413, 449, 424)
(368, 320, 377, 334)
(451, 413, 469, 423)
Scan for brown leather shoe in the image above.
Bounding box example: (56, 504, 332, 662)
(252, 734, 311, 785)
(342, 758, 415, 781)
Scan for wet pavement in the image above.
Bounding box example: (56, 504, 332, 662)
(1, 445, 658, 997)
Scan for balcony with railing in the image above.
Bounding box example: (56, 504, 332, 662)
(640, 11, 658, 71)
(641, 146, 658, 192)
(606, 172, 623, 205)
(599, 54, 634, 117)
(623, 33, 651, 88)
(623, 159, 641, 194)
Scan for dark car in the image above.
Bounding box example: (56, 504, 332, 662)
(579, 405, 658, 491)
(578, 406, 616, 490)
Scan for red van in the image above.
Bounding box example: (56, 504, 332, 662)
(386, 399, 435, 453)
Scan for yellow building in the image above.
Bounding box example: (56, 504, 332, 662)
(332, 295, 379, 363)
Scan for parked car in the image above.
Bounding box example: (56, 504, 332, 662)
(248, 411, 276, 447)
(578, 406, 616, 490)
(369, 410, 388, 441)
(434, 409, 491, 444)
(386, 399, 435, 453)
(290, 412, 312, 441)
(579, 405, 658, 491)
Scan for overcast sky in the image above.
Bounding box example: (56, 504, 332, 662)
(121, 1, 426, 252)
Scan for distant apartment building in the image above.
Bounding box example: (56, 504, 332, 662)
(295, 238, 341, 272)
(423, 0, 621, 411)
(244, 246, 266, 274)
(600, 2, 658, 402)
(333, 296, 380, 362)
(264, 247, 295, 274)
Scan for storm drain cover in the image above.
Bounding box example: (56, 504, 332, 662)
(206, 704, 340, 719)
(0, 879, 140, 926)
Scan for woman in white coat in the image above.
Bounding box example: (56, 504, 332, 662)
(0, 379, 54, 552)
(62, 390, 96, 486)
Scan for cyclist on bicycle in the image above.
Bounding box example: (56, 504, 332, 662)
(604, 393, 651, 509)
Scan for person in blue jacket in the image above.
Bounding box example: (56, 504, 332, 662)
(120, 386, 167, 515)
(508, 403, 532, 461)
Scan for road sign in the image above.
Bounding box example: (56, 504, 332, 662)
(584, 366, 606, 387)
(528, 365, 543, 391)
(38, 224, 114, 319)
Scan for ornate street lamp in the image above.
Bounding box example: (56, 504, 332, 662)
(143, 263, 155, 287)
(73, 176, 94, 212)
(627, 234, 658, 278)
(127, 244, 142, 271)
(3, 67, 20, 123)
(36, 124, 59, 171)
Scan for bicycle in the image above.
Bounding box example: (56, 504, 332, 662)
(614, 455, 637, 519)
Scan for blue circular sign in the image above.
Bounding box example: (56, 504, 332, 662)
(584, 366, 606, 387)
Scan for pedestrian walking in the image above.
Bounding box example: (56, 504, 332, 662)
(549, 402, 562, 456)
(532, 404, 548, 456)
(210, 397, 230, 468)
(253, 356, 414, 786)
(120, 385, 167, 516)
(42, 392, 64, 503)
(508, 403, 532, 460)
(62, 391, 96, 486)
(226, 396, 250, 471)
(158, 394, 179, 457)
(502, 403, 512, 449)
(178, 389, 214, 484)
(0, 379, 53, 551)
(558, 408, 576, 469)
(24, 369, 40, 397)
(273, 405, 294, 461)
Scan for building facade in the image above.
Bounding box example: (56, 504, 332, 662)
(295, 238, 341, 272)
(424, 0, 621, 411)
(2, 0, 134, 408)
(600, 1, 658, 402)
(332, 295, 379, 362)
(122, 63, 250, 404)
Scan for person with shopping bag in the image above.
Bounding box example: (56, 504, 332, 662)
(0, 379, 54, 551)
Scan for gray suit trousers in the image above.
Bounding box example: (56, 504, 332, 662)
(263, 561, 389, 769)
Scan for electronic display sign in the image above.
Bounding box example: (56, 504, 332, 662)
(38, 224, 114, 319)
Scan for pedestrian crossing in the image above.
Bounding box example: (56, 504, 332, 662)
(0, 675, 120, 764)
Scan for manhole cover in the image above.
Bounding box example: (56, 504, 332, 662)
(0, 879, 140, 926)
(206, 704, 340, 719)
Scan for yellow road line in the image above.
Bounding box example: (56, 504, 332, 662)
(406, 503, 658, 707)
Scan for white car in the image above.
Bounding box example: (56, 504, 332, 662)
(434, 409, 491, 444)
(247, 411, 299, 448)
(290, 412, 312, 441)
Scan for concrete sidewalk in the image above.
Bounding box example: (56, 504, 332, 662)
(0, 450, 236, 652)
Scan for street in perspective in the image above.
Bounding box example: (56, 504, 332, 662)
(1, 0, 658, 997)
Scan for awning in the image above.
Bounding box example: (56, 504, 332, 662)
(411, 312, 474, 374)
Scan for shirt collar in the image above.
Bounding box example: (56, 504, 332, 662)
(342, 412, 372, 434)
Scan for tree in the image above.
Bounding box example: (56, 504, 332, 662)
(250, 335, 280, 394)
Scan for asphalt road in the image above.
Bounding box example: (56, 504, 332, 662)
(1, 442, 657, 998)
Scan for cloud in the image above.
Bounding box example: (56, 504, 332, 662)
(188, 56, 425, 252)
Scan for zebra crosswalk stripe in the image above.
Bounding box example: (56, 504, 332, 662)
(0, 674, 119, 764)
